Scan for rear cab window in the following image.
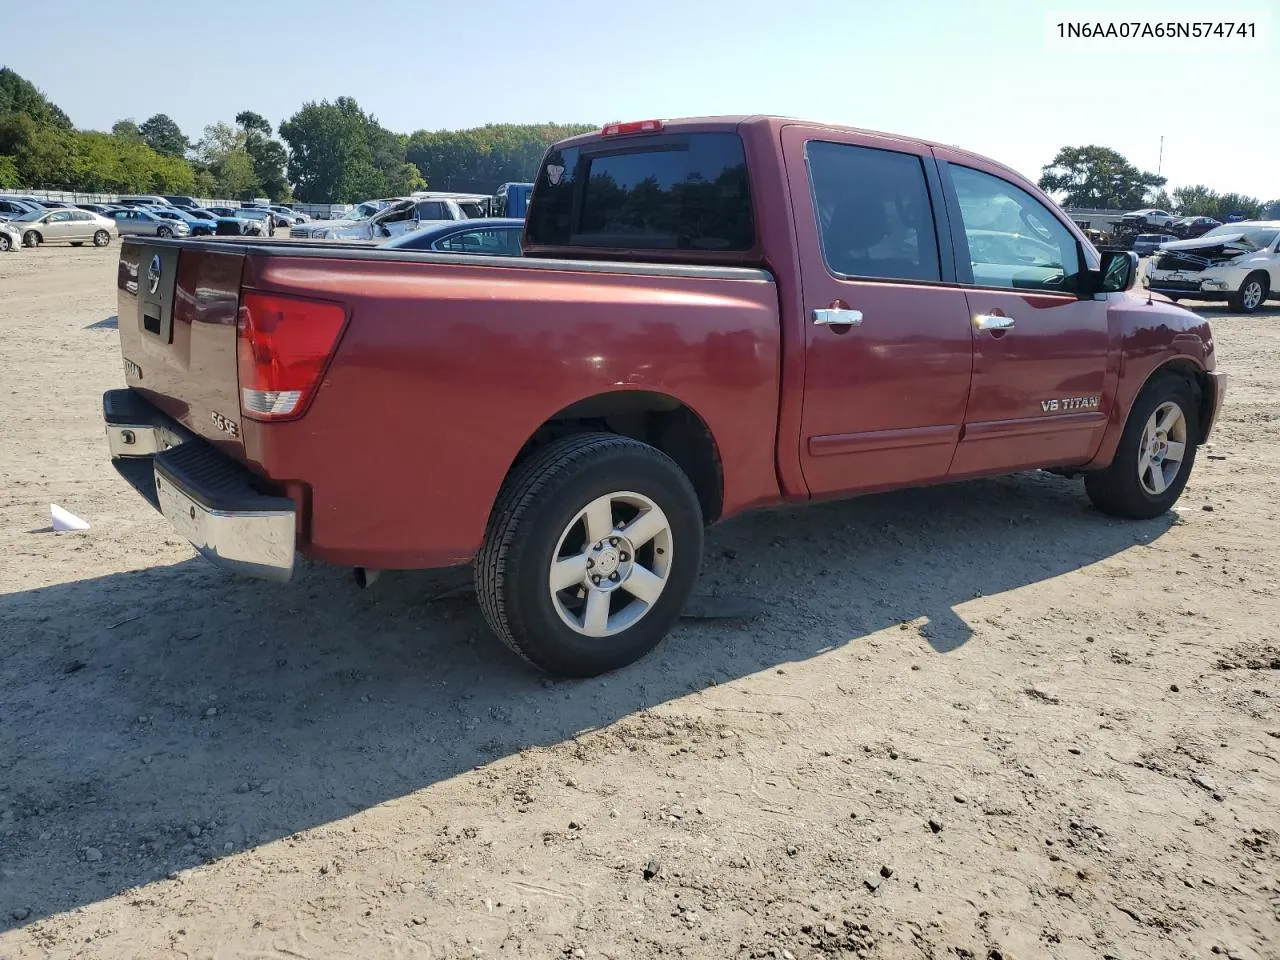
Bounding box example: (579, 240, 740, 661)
(525, 130, 755, 255)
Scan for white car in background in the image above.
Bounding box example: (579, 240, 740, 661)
(1121, 208, 1179, 230)
(0, 219, 22, 252)
(1146, 221, 1280, 314)
(289, 197, 472, 241)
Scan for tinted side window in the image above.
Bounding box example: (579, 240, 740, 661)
(416, 202, 448, 220)
(949, 164, 1082, 293)
(805, 141, 941, 283)
(528, 132, 754, 252)
(72, 211, 93, 221)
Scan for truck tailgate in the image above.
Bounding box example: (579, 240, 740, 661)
(117, 237, 247, 459)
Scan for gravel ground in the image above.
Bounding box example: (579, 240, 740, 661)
(0, 243, 1277, 959)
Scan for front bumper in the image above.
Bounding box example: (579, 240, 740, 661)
(104, 389, 297, 581)
(1203, 370, 1228, 443)
(1146, 266, 1248, 300)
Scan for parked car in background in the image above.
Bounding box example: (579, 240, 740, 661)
(492, 182, 534, 218)
(109, 208, 190, 239)
(225, 206, 274, 236)
(103, 114, 1225, 677)
(269, 204, 310, 225)
(1132, 234, 1178, 256)
(1147, 221, 1280, 313)
(152, 207, 218, 237)
(204, 207, 257, 235)
(76, 203, 119, 217)
(0, 197, 43, 220)
(184, 208, 247, 235)
(118, 195, 173, 208)
(162, 196, 201, 209)
(11, 207, 117, 247)
(292, 197, 468, 241)
(1121, 208, 1178, 230)
(31, 199, 72, 208)
(380, 217, 525, 254)
(0, 219, 22, 252)
(1173, 216, 1221, 239)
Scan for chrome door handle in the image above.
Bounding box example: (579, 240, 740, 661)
(974, 314, 1015, 331)
(813, 307, 863, 327)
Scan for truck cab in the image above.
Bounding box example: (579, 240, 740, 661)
(492, 182, 534, 218)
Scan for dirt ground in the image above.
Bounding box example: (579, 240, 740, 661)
(0, 243, 1276, 960)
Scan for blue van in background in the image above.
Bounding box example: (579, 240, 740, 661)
(493, 182, 534, 218)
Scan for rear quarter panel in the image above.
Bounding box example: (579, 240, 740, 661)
(241, 254, 783, 569)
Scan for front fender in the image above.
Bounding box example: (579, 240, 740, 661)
(1085, 294, 1216, 468)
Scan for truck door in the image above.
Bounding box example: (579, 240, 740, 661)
(782, 125, 974, 498)
(931, 150, 1112, 476)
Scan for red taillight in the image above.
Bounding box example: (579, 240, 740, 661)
(236, 291, 346, 421)
(601, 119, 665, 136)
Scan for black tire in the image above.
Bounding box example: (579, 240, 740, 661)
(1085, 373, 1199, 519)
(93, 230, 111, 247)
(157, 226, 173, 238)
(0, 234, 9, 252)
(23, 230, 40, 248)
(1228, 272, 1269, 314)
(474, 432, 704, 677)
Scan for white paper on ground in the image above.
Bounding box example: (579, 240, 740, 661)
(51, 503, 90, 533)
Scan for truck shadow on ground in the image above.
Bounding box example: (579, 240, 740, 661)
(0, 469, 1178, 928)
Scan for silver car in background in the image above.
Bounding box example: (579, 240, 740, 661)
(109, 208, 191, 239)
(9, 207, 118, 247)
(0, 219, 21, 252)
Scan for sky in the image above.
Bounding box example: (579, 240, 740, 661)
(4, 0, 1275, 200)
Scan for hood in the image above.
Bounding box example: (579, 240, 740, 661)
(1158, 233, 1249, 252)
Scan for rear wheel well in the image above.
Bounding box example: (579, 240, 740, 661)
(1148, 359, 1212, 443)
(509, 392, 724, 524)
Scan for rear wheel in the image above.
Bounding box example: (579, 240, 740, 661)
(475, 432, 704, 677)
(0, 234, 10, 252)
(157, 226, 173, 238)
(1229, 272, 1268, 314)
(93, 230, 111, 247)
(22, 230, 40, 248)
(1085, 373, 1199, 519)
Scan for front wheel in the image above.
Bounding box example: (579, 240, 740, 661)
(1229, 272, 1269, 314)
(475, 432, 704, 677)
(23, 231, 40, 248)
(1085, 374, 1199, 519)
(93, 230, 111, 246)
(157, 226, 173, 238)
(0, 233, 10, 252)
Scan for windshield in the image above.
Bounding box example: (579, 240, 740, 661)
(13, 209, 44, 222)
(1198, 225, 1278, 248)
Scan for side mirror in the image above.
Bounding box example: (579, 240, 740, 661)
(1095, 250, 1139, 294)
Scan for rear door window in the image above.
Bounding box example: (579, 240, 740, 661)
(527, 131, 754, 251)
(805, 141, 942, 283)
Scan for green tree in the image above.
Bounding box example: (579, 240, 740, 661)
(385, 161, 426, 195)
(0, 154, 19, 188)
(0, 67, 72, 129)
(235, 110, 290, 201)
(405, 123, 592, 193)
(1215, 193, 1263, 220)
(139, 113, 189, 157)
(197, 122, 261, 199)
(112, 118, 142, 142)
(1170, 184, 1219, 217)
(279, 96, 388, 202)
(1038, 145, 1166, 209)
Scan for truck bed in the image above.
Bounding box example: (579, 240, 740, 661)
(115, 236, 784, 570)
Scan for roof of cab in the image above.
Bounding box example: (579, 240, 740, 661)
(549, 115, 1033, 189)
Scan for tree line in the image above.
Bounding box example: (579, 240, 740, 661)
(0, 67, 590, 202)
(1037, 144, 1279, 221)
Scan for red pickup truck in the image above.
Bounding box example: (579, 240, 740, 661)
(104, 115, 1226, 677)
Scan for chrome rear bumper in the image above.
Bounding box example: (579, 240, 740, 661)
(103, 389, 297, 581)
